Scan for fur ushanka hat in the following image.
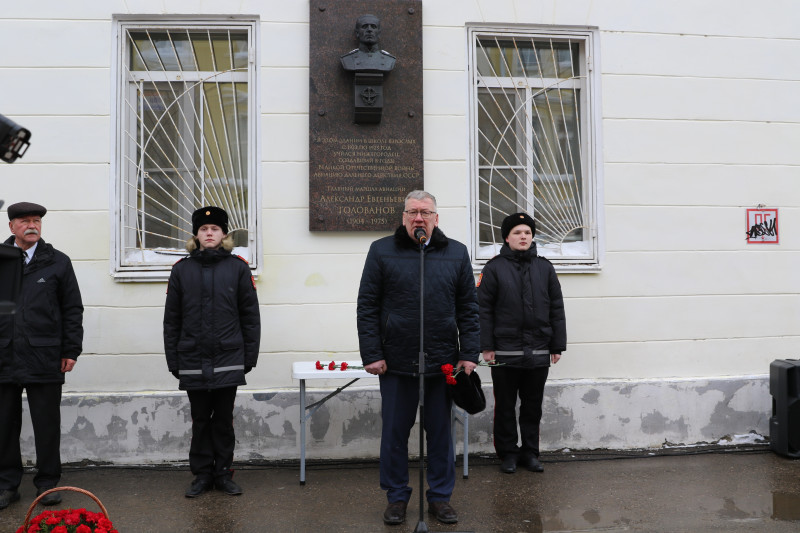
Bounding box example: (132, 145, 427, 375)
(191, 206, 229, 235)
(500, 212, 535, 241)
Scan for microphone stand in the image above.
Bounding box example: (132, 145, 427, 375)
(411, 229, 472, 533)
(414, 236, 429, 533)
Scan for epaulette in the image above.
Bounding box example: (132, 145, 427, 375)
(381, 49, 396, 59)
(236, 255, 257, 290)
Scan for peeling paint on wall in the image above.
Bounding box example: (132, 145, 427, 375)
(582, 389, 600, 404)
(18, 376, 771, 464)
(640, 411, 688, 440)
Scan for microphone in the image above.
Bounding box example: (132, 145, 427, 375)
(414, 227, 428, 244)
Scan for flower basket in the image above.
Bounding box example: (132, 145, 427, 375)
(18, 486, 116, 533)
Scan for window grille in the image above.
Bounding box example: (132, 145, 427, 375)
(470, 27, 600, 267)
(114, 20, 258, 275)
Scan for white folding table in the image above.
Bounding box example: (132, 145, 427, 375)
(292, 361, 470, 484)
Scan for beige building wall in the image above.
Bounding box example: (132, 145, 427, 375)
(0, 0, 797, 461)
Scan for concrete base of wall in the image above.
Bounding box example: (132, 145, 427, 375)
(19, 375, 771, 465)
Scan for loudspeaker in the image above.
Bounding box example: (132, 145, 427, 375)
(0, 243, 23, 315)
(769, 359, 800, 458)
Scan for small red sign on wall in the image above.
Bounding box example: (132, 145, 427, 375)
(746, 208, 778, 244)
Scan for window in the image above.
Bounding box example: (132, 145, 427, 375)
(469, 26, 602, 270)
(112, 17, 259, 279)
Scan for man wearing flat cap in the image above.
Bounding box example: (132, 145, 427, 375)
(0, 202, 83, 510)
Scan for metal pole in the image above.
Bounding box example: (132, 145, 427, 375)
(414, 240, 429, 533)
(409, 239, 474, 533)
(299, 379, 306, 485)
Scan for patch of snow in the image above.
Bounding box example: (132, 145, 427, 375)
(717, 433, 767, 445)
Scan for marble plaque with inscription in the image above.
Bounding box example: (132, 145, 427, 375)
(309, 0, 423, 231)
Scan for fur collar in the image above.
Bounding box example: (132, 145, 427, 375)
(393, 225, 449, 250)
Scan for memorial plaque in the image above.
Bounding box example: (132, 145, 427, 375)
(309, 0, 423, 231)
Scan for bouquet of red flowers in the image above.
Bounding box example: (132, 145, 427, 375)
(18, 508, 117, 533)
(441, 360, 501, 384)
(18, 487, 116, 533)
(441, 363, 459, 385)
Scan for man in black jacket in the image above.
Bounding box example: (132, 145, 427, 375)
(477, 212, 566, 474)
(357, 191, 479, 525)
(0, 202, 83, 510)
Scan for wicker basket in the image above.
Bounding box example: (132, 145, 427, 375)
(21, 486, 111, 531)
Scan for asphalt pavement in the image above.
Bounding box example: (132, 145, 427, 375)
(2, 447, 799, 532)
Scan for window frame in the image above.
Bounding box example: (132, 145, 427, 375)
(111, 15, 261, 281)
(467, 24, 604, 272)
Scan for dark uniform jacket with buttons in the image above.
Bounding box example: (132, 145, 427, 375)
(0, 237, 84, 384)
(163, 248, 260, 390)
(340, 48, 396, 72)
(478, 243, 566, 368)
(357, 226, 480, 376)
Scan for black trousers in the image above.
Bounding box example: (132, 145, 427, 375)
(187, 386, 237, 481)
(491, 365, 549, 459)
(0, 383, 62, 490)
(378, 373, 455, 503)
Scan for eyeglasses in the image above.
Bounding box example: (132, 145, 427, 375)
(403, 210, 436, 219)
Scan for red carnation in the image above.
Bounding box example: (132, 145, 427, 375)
(328, 361, 336, 370)
(341, 362, 348, 370)
(446, 375, 458, 385)
(65, 512, 82, 526)
(76, 526, 92, 533)
(315, 360, 324, 370)
(441, 364, 454, 376)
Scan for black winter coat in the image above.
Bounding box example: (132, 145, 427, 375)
(357, 226, 480, 376)
(478, 243, 566, 368)
(0, 237, 84, 384)
(163, 248, 261, 390)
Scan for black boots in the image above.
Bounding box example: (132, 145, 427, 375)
(185, 477, 213, 498)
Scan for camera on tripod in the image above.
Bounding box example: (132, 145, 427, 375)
(0, 113, 33, 313)
(0, 200, 22, 314)
(0, 240, 23, 315)
(0, 114, 31, 164)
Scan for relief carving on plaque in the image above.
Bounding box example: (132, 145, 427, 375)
(340, 14, 396, 124)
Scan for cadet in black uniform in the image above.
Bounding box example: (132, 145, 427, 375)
(477, 212, 567, 474)
(163, 206, 260, 498)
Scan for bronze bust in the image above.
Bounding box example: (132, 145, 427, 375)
(341, 14, 396, 73)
